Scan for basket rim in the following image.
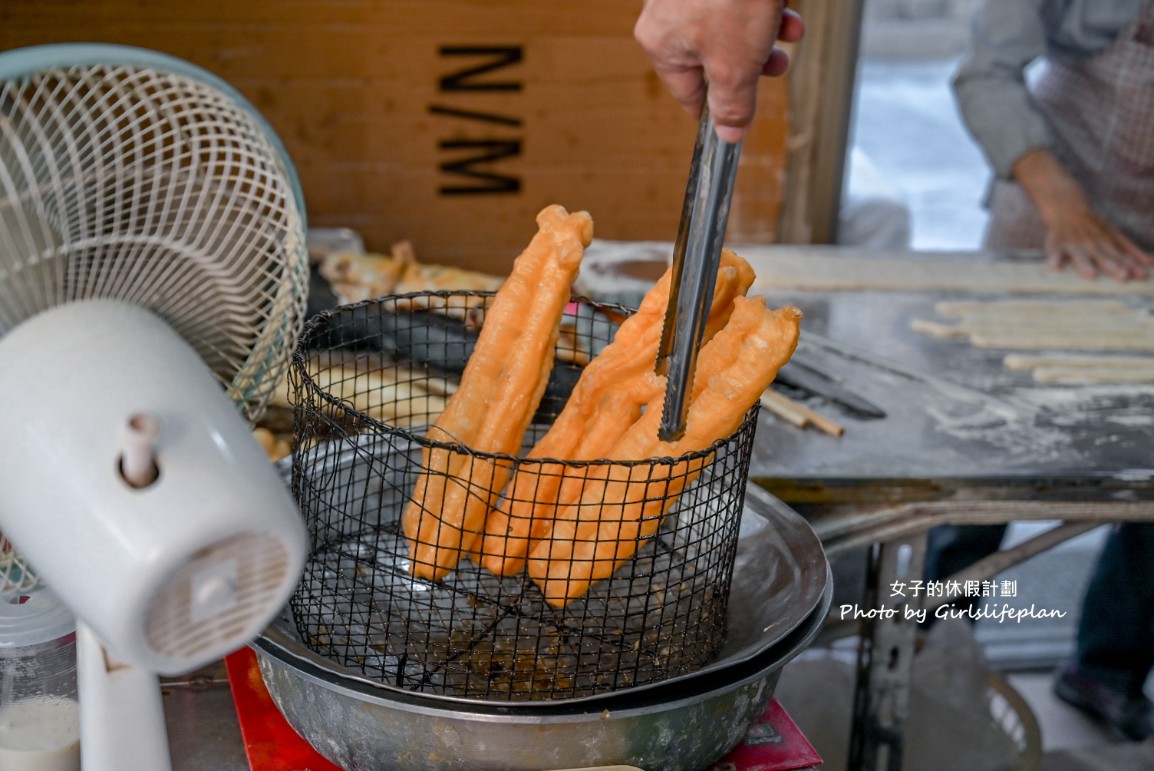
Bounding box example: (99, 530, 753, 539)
(291, 291, 760, 466)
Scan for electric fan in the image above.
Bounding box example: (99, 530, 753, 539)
(0, 43, 309, 768)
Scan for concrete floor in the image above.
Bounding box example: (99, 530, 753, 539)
(1008, 672, 1115, 752)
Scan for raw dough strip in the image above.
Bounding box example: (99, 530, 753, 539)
(966, 332, 1154, 351)
(1002, 352, 1154, 383)
(750, 252, 1154, 295)
(404, 205, 592, 581)
(478, 250, 755, 576)
(1003, 353, 1154, 371)
(927, 316, 1152, 331)
(915, 299, 1153, 344)
(526, 297, 802, 607)
(934, 299, 1137, 318)
(912, 318, 1154, 342)
(1032, 366, 1154, 384)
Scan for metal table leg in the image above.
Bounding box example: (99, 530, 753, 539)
(847, 532, 926, 771)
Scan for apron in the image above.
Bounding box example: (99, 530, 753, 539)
(984, 0, 1154, 252)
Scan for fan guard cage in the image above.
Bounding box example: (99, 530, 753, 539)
(0, 532, 38, 596)
(0, 44, 309, 422)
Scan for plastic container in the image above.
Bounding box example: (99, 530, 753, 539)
(0, 590, 80, 771)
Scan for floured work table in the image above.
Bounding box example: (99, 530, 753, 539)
(578, 242, 1154, 771)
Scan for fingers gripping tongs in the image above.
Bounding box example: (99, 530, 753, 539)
(656, 104, 742, 441)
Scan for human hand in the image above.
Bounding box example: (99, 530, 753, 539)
(1043, 211, 1154, 282)
(634, 0, 805, 143)
(1012, 148, 1154, 282)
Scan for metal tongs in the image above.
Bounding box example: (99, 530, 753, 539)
(655, 103, 742, 441)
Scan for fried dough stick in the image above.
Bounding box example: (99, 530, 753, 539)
(404, 205, 593, 580)
(300, 354, 453, 427)
(527, 297, 802, 607)
(478, 250, 755, 576)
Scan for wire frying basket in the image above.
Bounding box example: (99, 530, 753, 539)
(289, 291, 759, 702)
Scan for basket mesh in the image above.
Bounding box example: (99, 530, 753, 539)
(289, 292, 757, 701)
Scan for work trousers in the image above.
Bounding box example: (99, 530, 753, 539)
(925, 522, 1154, 695)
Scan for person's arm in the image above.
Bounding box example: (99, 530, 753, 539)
(1012, 148, 1154, 281)
(954, 0, 1152, 281)
(633, 0, 804, 143)
(951, 0, 1052, 182)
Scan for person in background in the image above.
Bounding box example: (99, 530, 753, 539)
(633, 0, 805, 143)
(954, 0, 1154, 280)
(928, 0, 1154, 742)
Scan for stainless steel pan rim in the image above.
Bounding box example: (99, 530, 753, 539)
(252, 472, 831, 771)
(249, 579, 830, 771)
(259, 457, 830, 706)
(253, 574, 830, 720)
(278, 446, 828, 707)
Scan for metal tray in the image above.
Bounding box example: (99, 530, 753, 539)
(251, 481, 830, 770)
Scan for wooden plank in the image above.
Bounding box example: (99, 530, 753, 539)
(0, 0, 791, 272)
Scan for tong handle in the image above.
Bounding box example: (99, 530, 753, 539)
(656, 104, 742, 442)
